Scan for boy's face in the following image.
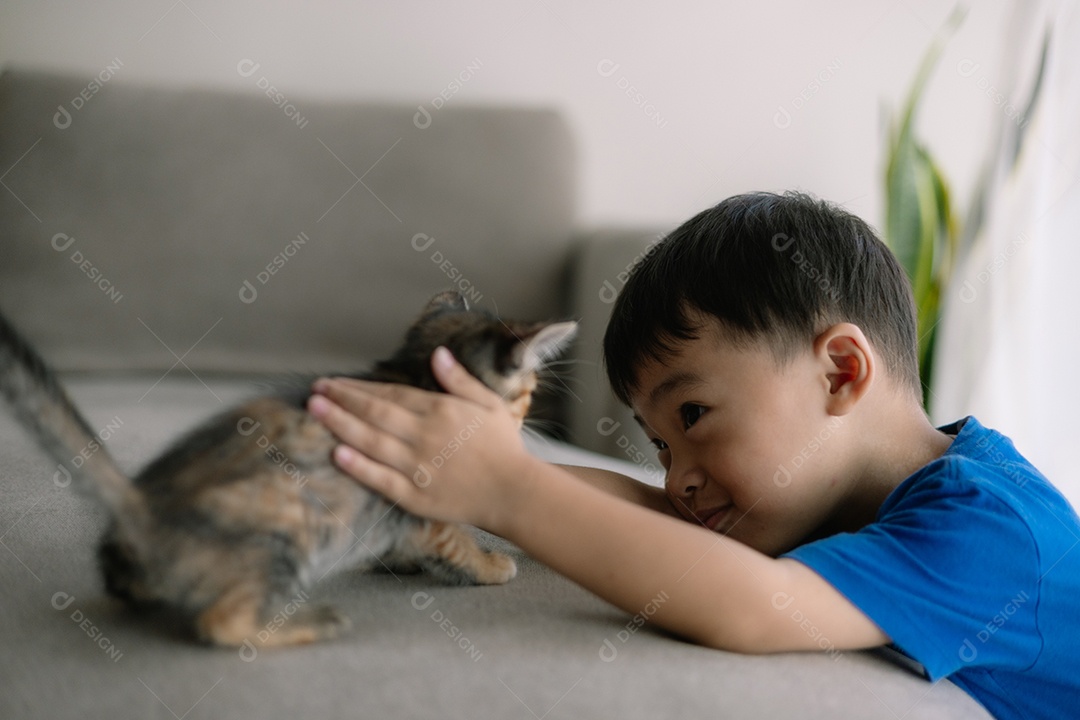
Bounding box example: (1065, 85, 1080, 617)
(629, 322, 850, 556)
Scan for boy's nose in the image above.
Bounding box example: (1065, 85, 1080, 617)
(666, 465, 706, 499)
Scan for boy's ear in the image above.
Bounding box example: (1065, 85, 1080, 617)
(813, 323, 874, 415)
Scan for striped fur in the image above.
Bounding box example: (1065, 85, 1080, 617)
(0, 291, 575, 647)
(0, 311, 142, 519)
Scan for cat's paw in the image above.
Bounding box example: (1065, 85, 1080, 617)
(198, 593, 352, 648)
(475, 551, 517, 585)
(265, 604, 352, 646)
(308, 604, 353, 637)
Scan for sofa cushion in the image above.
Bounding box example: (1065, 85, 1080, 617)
(0, 68, 575, 373)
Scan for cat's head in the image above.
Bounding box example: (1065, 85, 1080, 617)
(376, 291, 577, 423)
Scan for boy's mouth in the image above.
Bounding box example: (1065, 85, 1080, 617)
(696, 505, 734, 532)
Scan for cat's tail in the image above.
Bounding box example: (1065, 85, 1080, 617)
(0, 309, 144, 519)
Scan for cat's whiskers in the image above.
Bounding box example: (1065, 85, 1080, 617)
(536, 372, 584, 390)
(541, 358, 596, 369)
(522, 417, 569, 439)
(533, 363, 584, 401)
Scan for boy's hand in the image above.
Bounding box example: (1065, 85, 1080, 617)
(308, 349, 889, 654)
(307, 347, 538, 533)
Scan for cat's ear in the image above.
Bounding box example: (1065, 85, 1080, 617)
(421, 290, 469, 316)
(511, 321, 578, 372)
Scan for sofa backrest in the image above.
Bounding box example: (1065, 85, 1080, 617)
(0, 68, 575, 374)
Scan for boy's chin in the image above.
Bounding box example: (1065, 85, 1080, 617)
(722, 526, 792, 557)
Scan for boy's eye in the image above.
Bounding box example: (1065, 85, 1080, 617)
(650, 437, 668, 452)
(680, 403, 705, 430)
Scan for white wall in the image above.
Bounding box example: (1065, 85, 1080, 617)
(0, 0, 1010, 232)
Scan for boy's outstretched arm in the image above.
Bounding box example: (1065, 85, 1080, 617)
(555, 465, 678, 516)
(308, 349, 889, 654)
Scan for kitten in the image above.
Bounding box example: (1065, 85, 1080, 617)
(0, 291, 576, 648)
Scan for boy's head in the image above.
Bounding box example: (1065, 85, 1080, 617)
(604, 191, 919, 406)
(602, 192, 923, 554)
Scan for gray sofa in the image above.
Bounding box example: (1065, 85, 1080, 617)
(0, 69, 990, 719)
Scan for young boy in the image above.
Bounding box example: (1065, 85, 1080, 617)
(307, 192, 1079, 720)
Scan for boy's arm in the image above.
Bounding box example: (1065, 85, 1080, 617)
(556, 465, 678, 516)
(485, 459, 889, 653)
(308, 353, 889, 654)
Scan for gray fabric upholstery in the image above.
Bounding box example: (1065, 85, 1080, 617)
(565, 229, 665, 463)
(0, 68, 574, 373)
(0, 68, 991, 719)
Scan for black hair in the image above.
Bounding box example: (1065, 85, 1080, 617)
(602, 191, 920, 405)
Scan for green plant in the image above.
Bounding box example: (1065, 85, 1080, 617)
(883, 6, 965, 408)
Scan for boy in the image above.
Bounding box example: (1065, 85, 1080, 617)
(308, 192, 1079, 720)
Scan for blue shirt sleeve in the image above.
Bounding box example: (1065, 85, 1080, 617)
(782, 456, 1042, 681)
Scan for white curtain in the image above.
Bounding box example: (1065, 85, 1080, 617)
(932, 0, 1080, 505)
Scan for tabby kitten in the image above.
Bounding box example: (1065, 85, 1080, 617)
(0, 291, 576, 648)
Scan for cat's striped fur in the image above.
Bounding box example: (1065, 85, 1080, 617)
(0, 291, 576, 647)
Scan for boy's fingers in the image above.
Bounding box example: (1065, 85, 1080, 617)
(313, 348, 498, 413)
(308, 395, 414, 470)
(333, 445, 423, 511)
(316, 376, 434, 414)
(431, 347, 501, 408)
(311, 380, 418, 441)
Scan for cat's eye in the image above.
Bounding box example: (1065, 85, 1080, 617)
(680, 403, 705, 430)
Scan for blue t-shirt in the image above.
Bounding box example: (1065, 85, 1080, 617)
(783, 416, 1080, 720)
